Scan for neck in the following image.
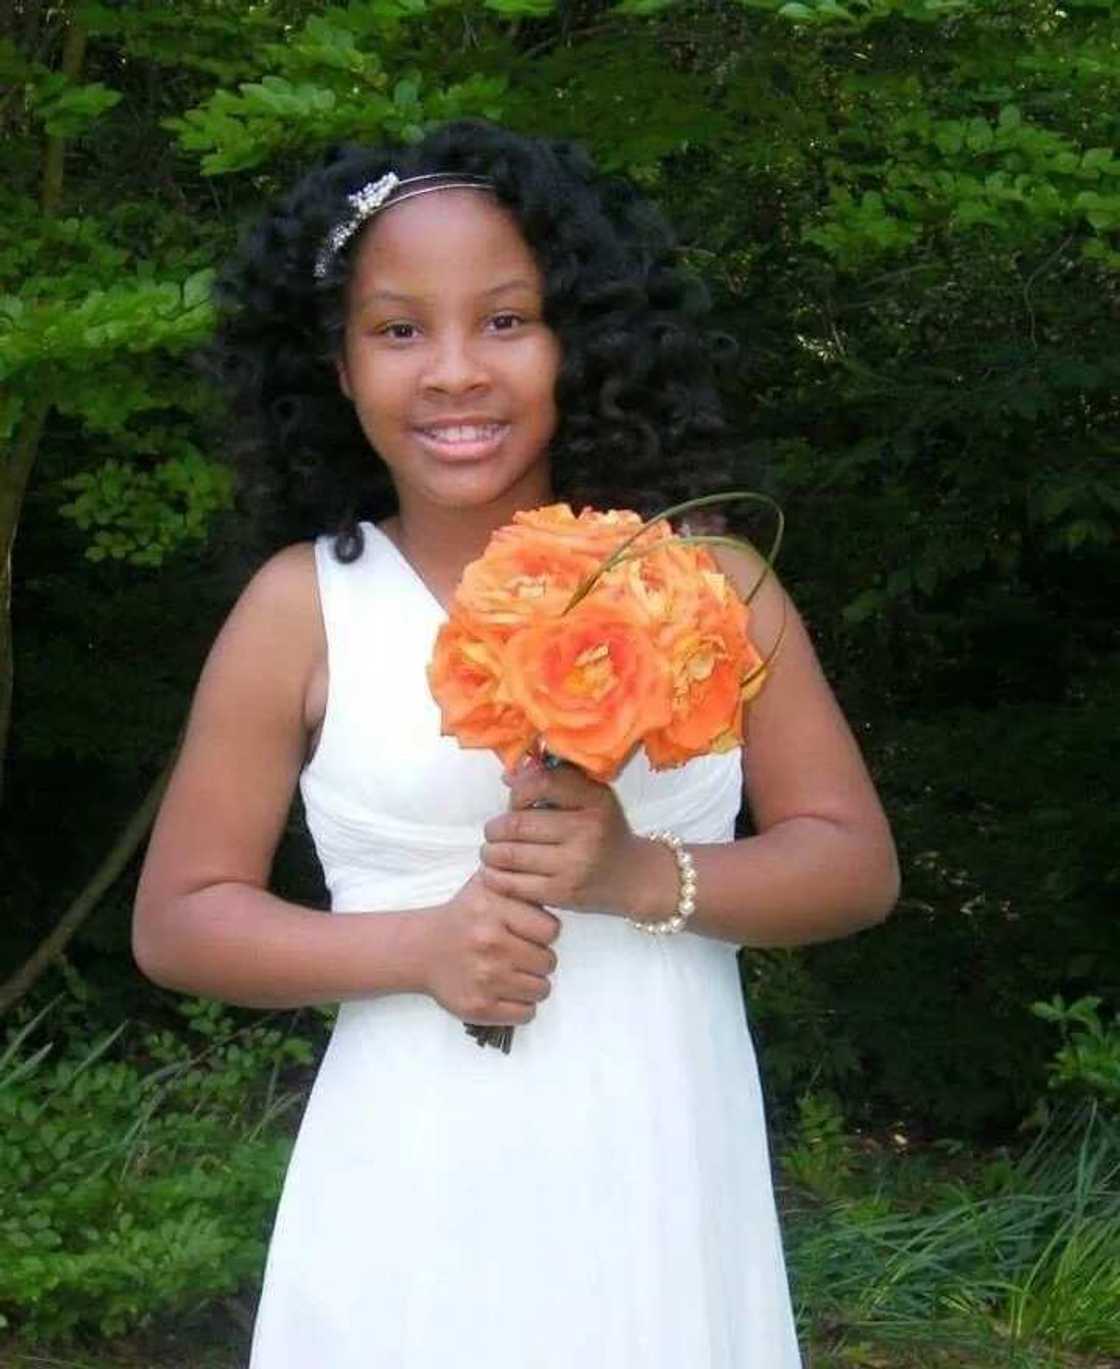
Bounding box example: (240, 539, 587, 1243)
(396, 504, 508, 564)
(385, 476, 556, 603)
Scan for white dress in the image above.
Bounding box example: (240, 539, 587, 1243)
(249, 523, 802, 1367)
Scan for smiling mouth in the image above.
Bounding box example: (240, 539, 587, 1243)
(415, 423, 510, 458)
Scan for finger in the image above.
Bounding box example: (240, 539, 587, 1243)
(474, 870, 548, 915)
(482, 863, 553, 907)
(505, 970, 551, 1004)
(504, 763, 605, 812)
(497, 1001, 537, 1025)
(504, 900, 563, 945)
(471, 1001, 536, 1027)
(516, 942, 558, 977)
(481, 839, 562, 877)
(484, 810, 573, 844)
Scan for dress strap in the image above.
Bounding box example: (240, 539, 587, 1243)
(304, 524, 445, 786)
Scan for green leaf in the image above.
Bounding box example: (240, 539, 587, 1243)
(965, 118, 994, 153)
(35, 81, 122, 138)
(182, 269, 215, 312)
(842, 588, 884, 624)
(482, 0, 556, 13)
(934, 125, 964, 156)
(1081, 147, 1115, 172)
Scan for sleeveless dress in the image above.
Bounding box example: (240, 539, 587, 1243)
(249, 523, 802, 1368)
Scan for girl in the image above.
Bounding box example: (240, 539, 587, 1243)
(133, 120, 899, 1367)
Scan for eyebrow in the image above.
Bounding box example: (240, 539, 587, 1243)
(355, 278, 539, 309)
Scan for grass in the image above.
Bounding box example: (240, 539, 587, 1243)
(3, 1000, 1116, 1367)
(784, 1103, 1120, 1367)
(6, 1108, 1117, 1369)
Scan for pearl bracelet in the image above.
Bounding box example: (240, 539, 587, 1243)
(628, 830, 697, 936)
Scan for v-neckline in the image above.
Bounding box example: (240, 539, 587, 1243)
(366, 521, 451, 617)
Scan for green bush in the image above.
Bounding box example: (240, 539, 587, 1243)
(748, 666, 1120, 1133)
(0, 995, 312, 1341)
(1031, 994, 1120, 1116)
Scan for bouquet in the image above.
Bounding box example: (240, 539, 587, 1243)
(427, 494, 781, 1051)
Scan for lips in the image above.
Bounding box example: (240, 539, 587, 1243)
(414, 420, 510, 461)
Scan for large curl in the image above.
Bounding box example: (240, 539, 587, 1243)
(207, 120, 739, 559)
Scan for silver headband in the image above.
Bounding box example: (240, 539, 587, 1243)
(312, 171, 494, 280)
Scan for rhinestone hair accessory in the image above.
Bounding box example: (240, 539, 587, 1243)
(312, 171, 494, 280)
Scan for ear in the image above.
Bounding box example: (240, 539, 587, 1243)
(335, 353, 352, 402)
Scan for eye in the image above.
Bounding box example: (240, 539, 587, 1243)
(489, 312, 526, 333)
(376, 321, 419, 342)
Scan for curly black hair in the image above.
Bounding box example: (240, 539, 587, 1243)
(208, 119, 739, 559)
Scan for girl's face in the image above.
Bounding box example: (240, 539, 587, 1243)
(337, 189, 561, 521)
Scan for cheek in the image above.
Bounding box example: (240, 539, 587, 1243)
(531, 341, 562, 424)
(346, 362, 404, 425)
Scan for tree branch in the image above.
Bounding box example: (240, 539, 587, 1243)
(0, 754, 176, 1017)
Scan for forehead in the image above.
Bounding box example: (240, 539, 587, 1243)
(348, 189, 541, 298)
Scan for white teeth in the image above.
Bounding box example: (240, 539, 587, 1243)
(422, 424, 503, 443)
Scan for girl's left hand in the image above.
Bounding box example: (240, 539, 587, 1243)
(479, 759, 657, 917)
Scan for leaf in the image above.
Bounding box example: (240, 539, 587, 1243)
(36, 81, 123, 138)
(1063, 518, 1112, 550)
(965, 118, 994, 153)
(842, 588, 884, 624)
(934, 125, 964, 156)
(482, 0, 556, 13)
(1081, 147, 1115, 173)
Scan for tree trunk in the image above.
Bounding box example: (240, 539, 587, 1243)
(0, 394, 49, 803)
(0, 11, 87, 802)
(40, 15, 87, 215)
(0, 754, 175, 1016)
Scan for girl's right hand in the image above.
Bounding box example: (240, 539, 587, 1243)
(421, 872, 560, 1026)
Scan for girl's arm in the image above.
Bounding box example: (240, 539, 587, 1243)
(133, 544, 429, 1007)
(480, 546, 900, 948)
(670, 540, 900, 945)
(134, 543, 557, 1016)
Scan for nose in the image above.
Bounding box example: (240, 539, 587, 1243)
(421, 328, 490, 396)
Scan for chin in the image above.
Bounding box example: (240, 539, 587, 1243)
(422, 463, 549, 512)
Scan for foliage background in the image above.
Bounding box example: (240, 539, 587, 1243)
(1, 0, 1118, 1354)
(1, 0, 1118, 1331)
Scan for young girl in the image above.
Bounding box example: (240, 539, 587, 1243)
(133, 120, 898, 1367)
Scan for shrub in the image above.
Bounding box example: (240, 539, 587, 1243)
(0, 995, 313, 1341)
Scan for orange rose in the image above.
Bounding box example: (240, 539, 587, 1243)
(453, 538, 597, 639)
(427, 615, 535, 769)
(503, 600, 672, 780)
(504, 502, 671, 567)
(642, 562, 767, 770)
(600, 537, 713, 628)
(428, 502, 771, 778)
